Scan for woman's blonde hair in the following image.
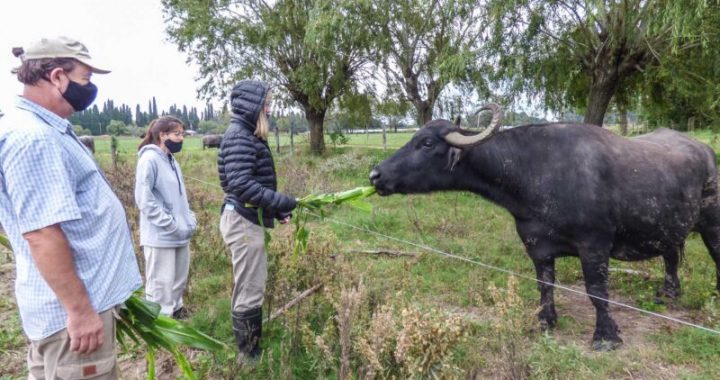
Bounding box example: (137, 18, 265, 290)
(255, 92, 272, 140)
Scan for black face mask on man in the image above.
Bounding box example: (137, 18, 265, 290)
(62, 79, 98, 112)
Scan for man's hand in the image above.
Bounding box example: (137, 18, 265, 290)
(67, 307, 104, 354)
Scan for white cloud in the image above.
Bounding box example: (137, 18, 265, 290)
(0, 0, 215, 117)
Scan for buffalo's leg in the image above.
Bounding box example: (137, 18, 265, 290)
(579, 254, 622, 351)
(699, 225, 720, 292)
(532, 257, 557, 330)
(656, 249, 682, 302)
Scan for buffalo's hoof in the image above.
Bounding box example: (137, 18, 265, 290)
(657, 286, 680, 300)
(539, 319, 555, 331)
(591, 338, 623, 351)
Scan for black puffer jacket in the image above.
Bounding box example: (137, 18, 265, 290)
(218, 80, 297, 227)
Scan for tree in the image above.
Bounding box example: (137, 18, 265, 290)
(635, 34, 720, 130)
(72, 125, 91, 136)
(107, 120, 128, 136)
(489, 0, 719, 126)
(152, 97, 158, 119)
(376, 99, 412, 133)
(369, 0, 490, 126)
(198, 120, 224, 134)
(163, 0, 377, 154)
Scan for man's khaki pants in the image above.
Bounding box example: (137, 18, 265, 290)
(219, 209, 267, 313)
(27, 307, 118, 380)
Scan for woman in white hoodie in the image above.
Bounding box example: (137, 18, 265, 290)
(134, 116, 196, 318)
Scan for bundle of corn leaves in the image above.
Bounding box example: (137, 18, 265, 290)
(297, 185, 377, 213)
(291, 186, 377, 256)
(117, 293, 226, 380)
(0, 234, 225, 380)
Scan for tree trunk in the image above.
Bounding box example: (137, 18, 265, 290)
(584, 72, 620, 127)
(382, 124, 387, 151)
(619, 103, 628, 136)
(290, 120, 294, 155)
(416, 101, 433, 126)
(275, 124, 280, 153)
(110, 136, 118, 170)
(306, 108, 326, 154)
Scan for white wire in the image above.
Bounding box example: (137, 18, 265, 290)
(184, 175, 720, 335)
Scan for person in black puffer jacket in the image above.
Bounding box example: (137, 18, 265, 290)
(217, 79, 297, 364)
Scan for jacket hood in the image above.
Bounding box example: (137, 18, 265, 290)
(138, 144, 166, 157)
(230, 80, 269, 130)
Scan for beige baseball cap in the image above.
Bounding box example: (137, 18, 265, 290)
(15, 36, 110, 74)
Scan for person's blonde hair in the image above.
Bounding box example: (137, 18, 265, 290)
(255, 92, 272, 140)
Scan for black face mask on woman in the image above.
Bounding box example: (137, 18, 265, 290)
(164, 139, 183, 153)
(62, 79, 98, 112)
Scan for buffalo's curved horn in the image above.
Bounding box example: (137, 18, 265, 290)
(444, 103, 503, 147)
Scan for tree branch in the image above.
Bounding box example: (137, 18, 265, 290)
(267, 283, 323, 322)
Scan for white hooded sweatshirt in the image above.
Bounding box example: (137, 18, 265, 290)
(134, 144, 196, 247)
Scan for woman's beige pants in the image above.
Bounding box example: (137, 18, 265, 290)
(220, 208, 267, 313)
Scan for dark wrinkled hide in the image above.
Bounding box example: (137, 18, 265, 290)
(370, 121, 720, 350)
(202, 134, 223, 149)
(79, 135, 94, 154)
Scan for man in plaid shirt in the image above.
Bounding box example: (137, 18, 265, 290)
(0, 36, 141, 379)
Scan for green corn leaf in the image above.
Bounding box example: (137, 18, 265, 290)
(345, 199, 373, 213)
(117, 295, 225, 379)
(258, 208, 272, 248)
(171, 347, 196, 380)
(0, 234, 11, 251)
(116, 317, 142, 352)
(292, 186, 376, 257)
(154, 316, 226, 351)
(121, 296, 160, 328)
(146, 347, 156, 380)
(297, 186, 376, 211)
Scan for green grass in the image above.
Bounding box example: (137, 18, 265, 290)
(3, 128, 720, 379)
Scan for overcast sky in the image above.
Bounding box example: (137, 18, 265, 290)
(0, 0, 209, 115)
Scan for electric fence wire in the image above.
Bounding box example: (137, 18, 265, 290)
(184, 175, 720, 336)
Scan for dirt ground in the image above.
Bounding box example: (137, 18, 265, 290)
(442, 281, 701, 379)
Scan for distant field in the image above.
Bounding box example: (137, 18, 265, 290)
(92, 131, 416, 156)
(94, 127, 720, 158)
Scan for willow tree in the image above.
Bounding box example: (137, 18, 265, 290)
(489, 0, 719, 126)
(369, 0, 490, 126)
(635, 29, 720, 130)
(162, 0, 376, 153)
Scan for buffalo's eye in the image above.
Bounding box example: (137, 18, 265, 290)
(422, 139, 434, 148)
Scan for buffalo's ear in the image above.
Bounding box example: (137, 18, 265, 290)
(447, 147, 465, 171)
(454, 116, 461, 126)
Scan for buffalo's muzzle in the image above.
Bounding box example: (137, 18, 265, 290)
(369, 168, 381, 185)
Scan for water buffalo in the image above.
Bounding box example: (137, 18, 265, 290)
(369, 104, 720, 350)
(79, 135, 95, 154)
(202, 134, 223, 149)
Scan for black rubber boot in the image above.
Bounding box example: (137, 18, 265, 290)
(232, 307, 263, 362)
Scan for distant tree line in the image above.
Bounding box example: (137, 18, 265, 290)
(68, 97, 221, 136)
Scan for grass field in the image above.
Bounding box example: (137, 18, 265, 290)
(2, 128, 720, 379)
